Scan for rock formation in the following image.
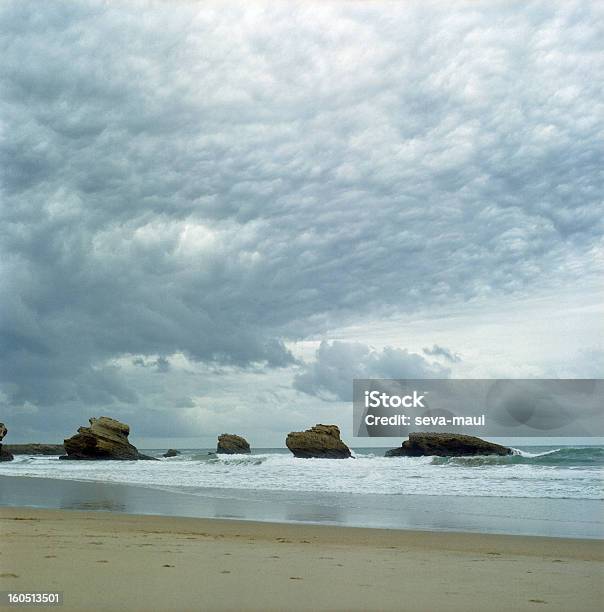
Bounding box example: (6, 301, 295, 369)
(216, 434, 250, 454)
(286, 424, 352, 459)
(385, 432, 512, 457)
(61, 416, 154, 460)
(0, 422, 14, 462)
(163, 448, 180, 458)
(3, 444, 65, 455)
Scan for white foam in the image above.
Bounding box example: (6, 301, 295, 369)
(0, 450, 602, 500)
(511, 447, 561, 458)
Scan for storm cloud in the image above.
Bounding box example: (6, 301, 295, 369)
(0, 1, 602, 442)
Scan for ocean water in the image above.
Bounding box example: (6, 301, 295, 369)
(1, 446, 603, 538)
(1, 446, 602, 500)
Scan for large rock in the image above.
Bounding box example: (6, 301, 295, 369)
(163, 448, 180, 458)
(286, 424, 352, 459)
(61, 416, 153, 460)
(217, 434, 250, 454)
(0, 422, 14, 462)
(4, 444, 65, 455)
(385, 432, 512, 457)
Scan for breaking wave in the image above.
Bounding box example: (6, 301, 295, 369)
(430, 447, 604, 467)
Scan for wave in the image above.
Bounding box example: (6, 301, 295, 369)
(161, 447, 604, 468)
(431, 447, 604, 467)
(179, 446, 604, 468)
(2, 446, 602, 501)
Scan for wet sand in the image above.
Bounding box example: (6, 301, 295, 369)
(1, 507, 602, 612)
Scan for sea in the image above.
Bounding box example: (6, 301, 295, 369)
(1, 446, 603, 539)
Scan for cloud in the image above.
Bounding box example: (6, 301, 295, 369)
(294, 341, 450, 401)
(423, 344, 462, 363)
(132, 356, 171, 373)
(0, 1, 602, 439)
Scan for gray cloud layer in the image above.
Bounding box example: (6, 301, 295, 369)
(294, 341, 449, 401)
(1, 1, 602, 439)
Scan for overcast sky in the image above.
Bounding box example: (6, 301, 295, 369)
(1, 1, 602, 446)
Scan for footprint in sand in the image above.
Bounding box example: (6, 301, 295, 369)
(220, 570, 231, 574)
(528, 599, 547, 604)
(96, 560, 109, 563)
(289, 577, 303, 580)
(162, 564, 175, 568)
(0, 573, 18, 578)
(44, 555, 57, 559)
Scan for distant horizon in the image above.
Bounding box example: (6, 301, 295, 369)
(5, 436, 604, 449)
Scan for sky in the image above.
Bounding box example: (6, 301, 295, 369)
(1, 0, 602, 447)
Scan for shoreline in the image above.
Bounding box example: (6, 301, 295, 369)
(1, 473, 603, 540)
(2, 506, 603, 611)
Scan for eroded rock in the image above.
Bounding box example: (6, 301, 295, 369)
(0, 422, 14, 462)
(217, 434, 250, 454)
(3, 444, 65, 455)
(385, 432, 512, 457)
(286, 424, 352, 459)
(61, 416, 151, 460)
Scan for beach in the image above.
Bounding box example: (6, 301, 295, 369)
(1, 447, 603, 610)
(1, 506, 602, 612)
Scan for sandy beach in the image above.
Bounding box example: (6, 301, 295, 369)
(1, 507, 602, 612)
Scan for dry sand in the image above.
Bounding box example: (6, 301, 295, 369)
(1, 507, 602, 612)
